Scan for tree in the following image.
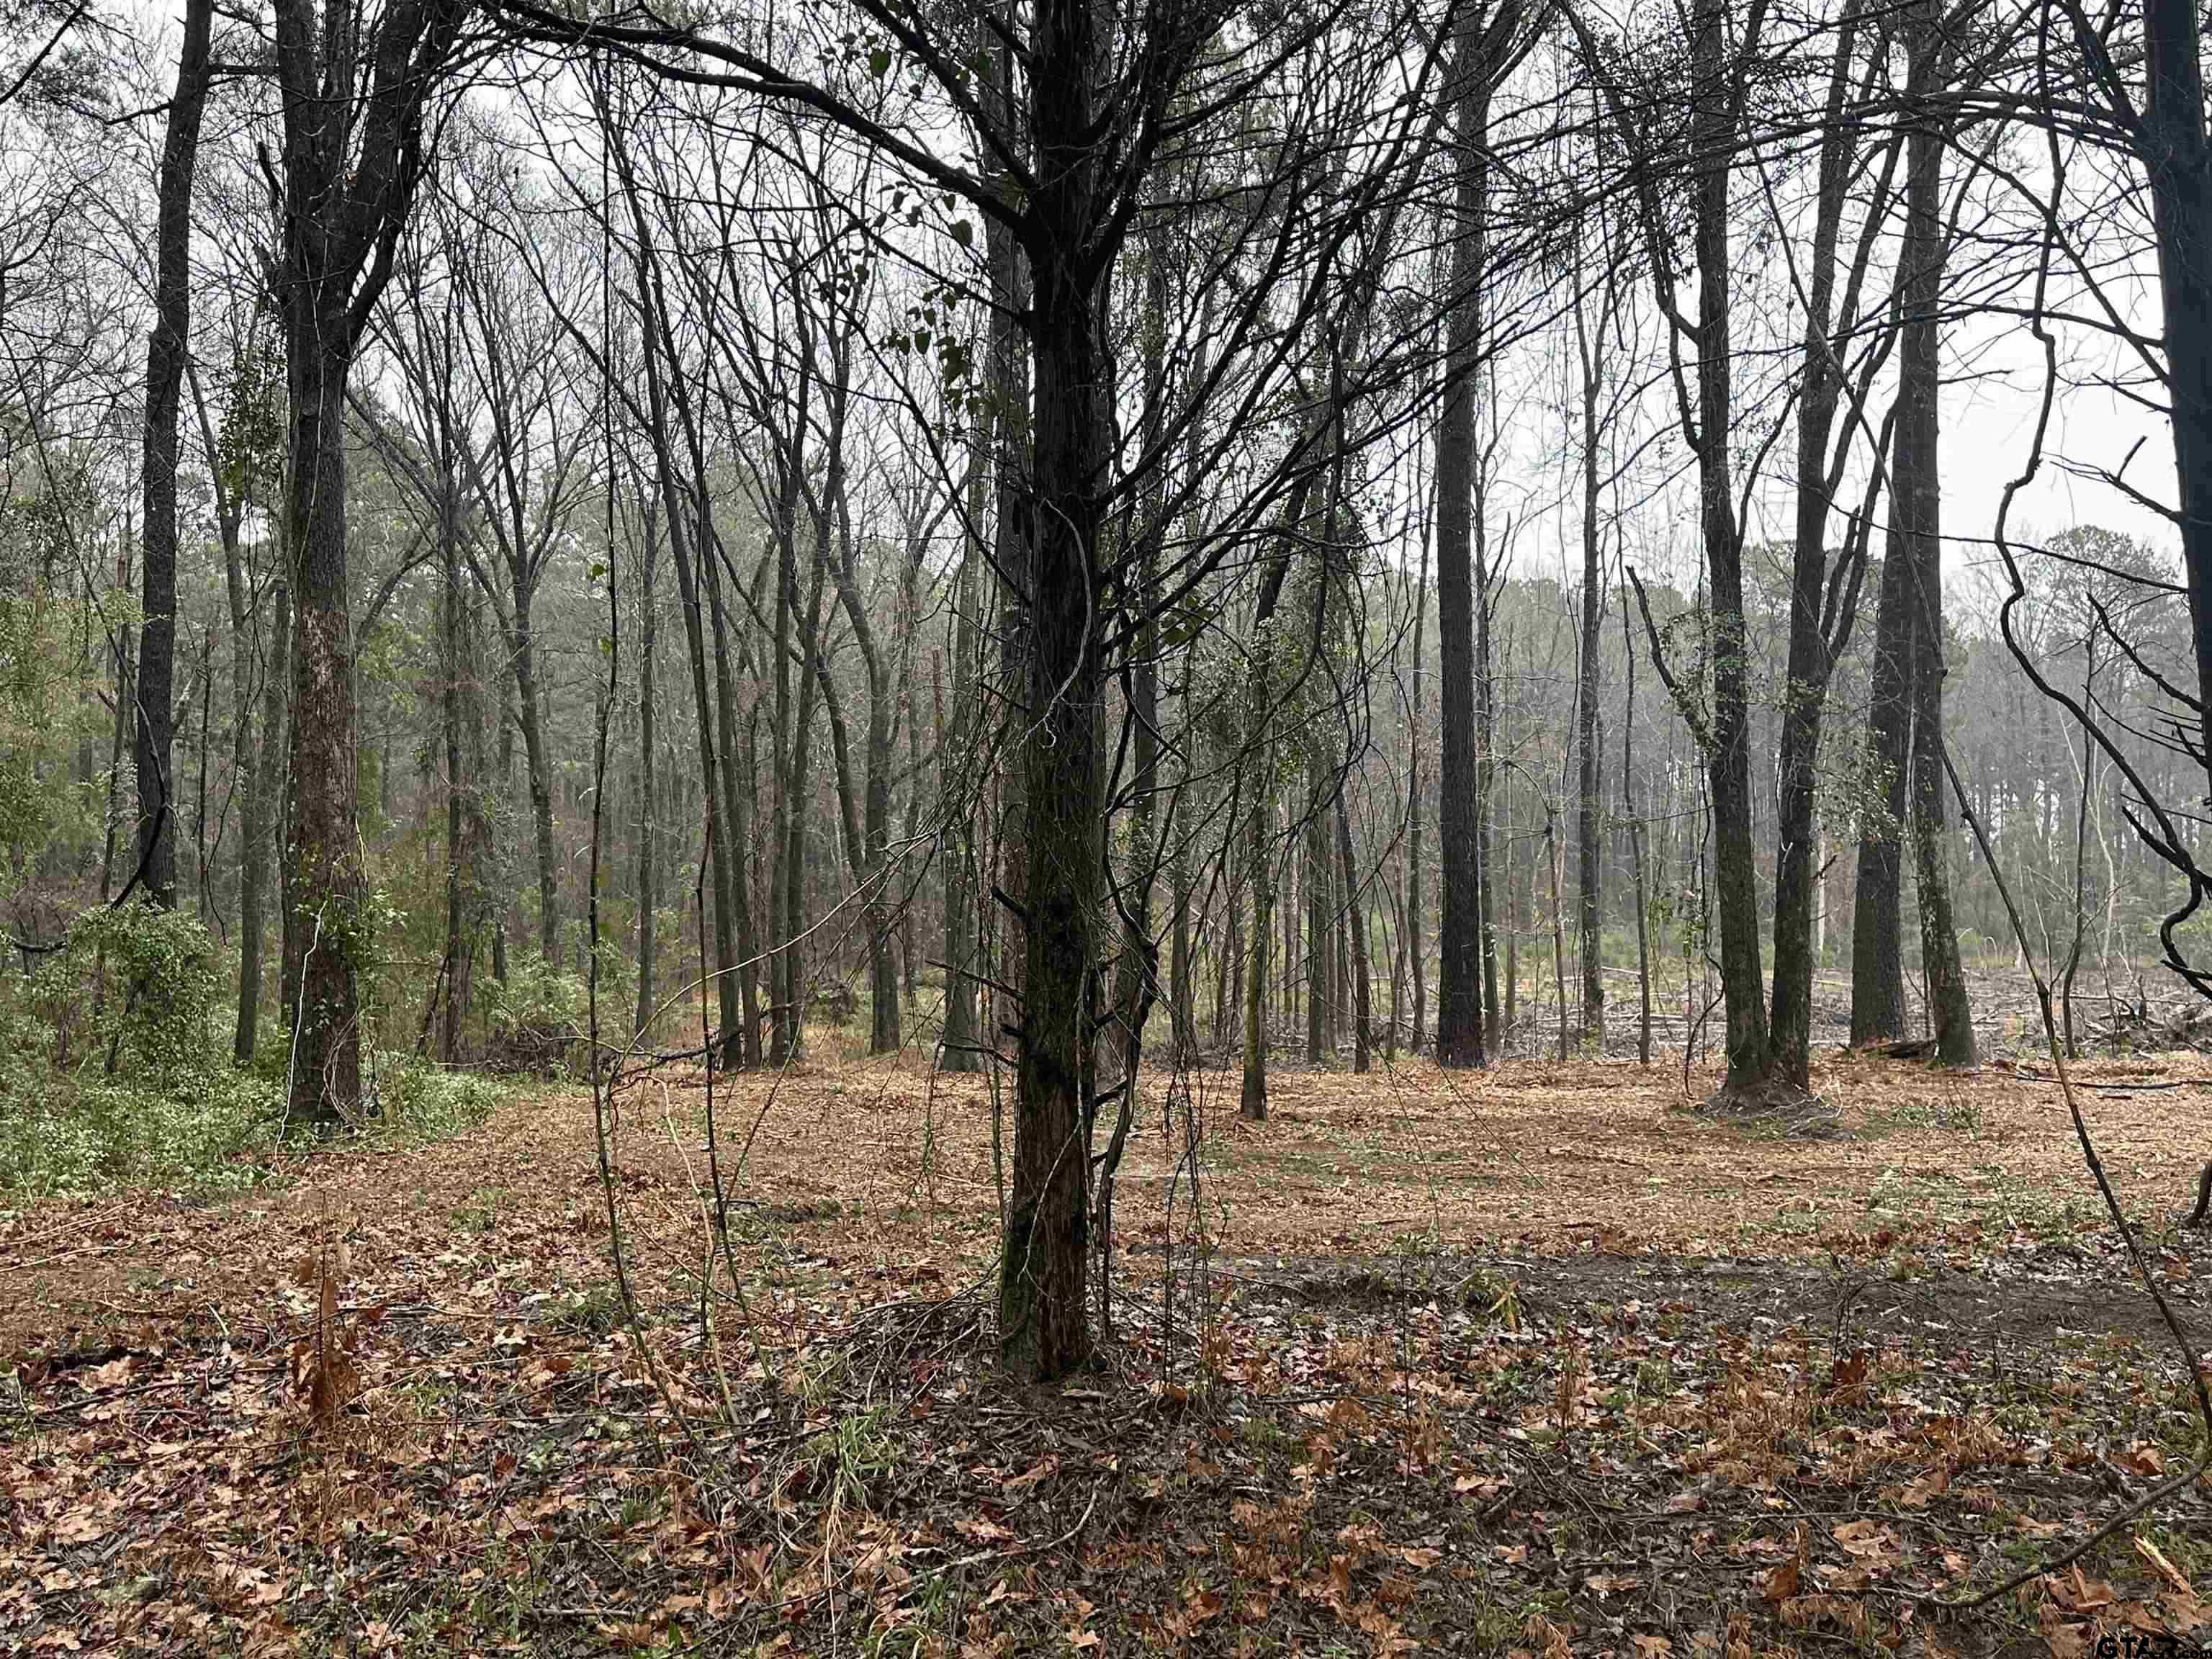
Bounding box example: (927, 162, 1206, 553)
(133, 0, 213, 911)
(1434, 0, 1525, 1070)
(267, 0, 470, 1125)
(1894, 0, 1973, 1065)
(1759, 0, 1897, 1087)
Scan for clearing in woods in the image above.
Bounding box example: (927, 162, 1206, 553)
(3, 1046, 2209, 1655)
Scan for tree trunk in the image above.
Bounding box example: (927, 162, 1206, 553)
(1240, 706, 1275, 1119)
(941, 523, 982, 1069)
(699, 527, 763, 1066)
(1768, 3, 1881, 1090)
(1573, 319, 1604, 1049)
(1689, 0, 1772, 1097)
(1434, 5, 1496, 1071)
(133, 0, 212, 912)
(1337, 792, 1371, 1073)
(631, 261, 746, 1067)
(1851, 532, 1911, 1043)
(278, 328, 367, 1123)
(2062, 632, 2093, 1058)
(437, 487, 469, 1063)
(1408, 541, 1428, 1054)
(997, 0, 1108, 1376)
(1305, 764, 1332, 1062)
(1897, 5, 1974, 1066)
(511, 597, 559, 969)
(246, 580, 289, 1057)
(634, 500, 659, 1040)
(1620, 582, 1652, 1066)
(1475, 443, 1503, 1051)
(2139, 0, 2212, 799)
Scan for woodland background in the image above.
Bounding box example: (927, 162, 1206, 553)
(4, 0, 2212, 1647)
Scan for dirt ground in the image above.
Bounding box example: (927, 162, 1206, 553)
(3, 1045, 2209, 1656)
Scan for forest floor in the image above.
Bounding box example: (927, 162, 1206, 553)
(3, 1042, 2211, 1657)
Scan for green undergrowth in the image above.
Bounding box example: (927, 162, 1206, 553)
(0, 905, 505, 1200)
(0, 1048, 505, 1201)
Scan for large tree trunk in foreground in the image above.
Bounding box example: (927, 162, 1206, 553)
(999, 274, 1106, 1382)
(269, 0, 467, 1124)
(278, 328, 368, 1122)
(2139, 0, 2212, 799)
(997, 0, 1113, 1383)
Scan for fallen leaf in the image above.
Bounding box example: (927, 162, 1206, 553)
(2133, 1534, 2190, 1598)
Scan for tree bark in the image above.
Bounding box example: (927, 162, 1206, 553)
(1687, 0, 1771, 1097)
(1573, 287, 1604, 1049)
(1408, 539, 1428, 1054)
(134, 0, 212, 912)
(1897, 1, 1974, 1066)
(1434, 2, 1498, 1071)
(1851, 534, 1911, 1043)
(1769, 0, 1886, 1088)
(997, 0, 1108, 1380)
(1336, 791, 1371, 1072)
(269, 0, 467, 1124)
(1620, 581, 1652, 1065)
(634, 498, 659, 1039)
(941, 536, 982, 1069)
(2138, 0, 2212, 796)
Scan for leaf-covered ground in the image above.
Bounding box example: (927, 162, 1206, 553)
(3, 1046, 2209, 1656)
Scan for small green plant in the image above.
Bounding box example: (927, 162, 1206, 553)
(806, 1404, 896, 1511)
(451, 1184, 513, 1233)
(547, 1283, 626, 1339)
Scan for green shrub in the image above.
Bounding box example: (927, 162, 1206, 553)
(0, 901, 505, 1198)
(371, 1053, 503, 1141)
(27, 904, 221, 1076)
(479, 957, 583, 1075)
